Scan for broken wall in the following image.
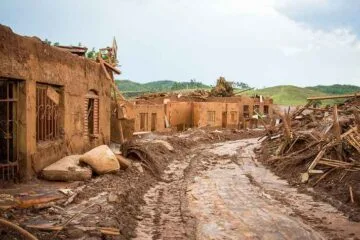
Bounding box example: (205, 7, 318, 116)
(110, 100, 135, 143)
(133, 104, 165, 132)
(0, 25, 111, 179)
(167, 102, 193, 131)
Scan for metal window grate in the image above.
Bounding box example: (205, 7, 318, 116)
(36, 84, 60, 142)
(0, 79, 19, 180)
(84, 91, 99, 136)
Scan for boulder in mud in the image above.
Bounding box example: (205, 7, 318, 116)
(42, 155, 92, 181)
(80, 145, 120, 174)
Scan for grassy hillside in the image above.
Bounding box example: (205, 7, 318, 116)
(115, 79, 210, 96)
(306, 84, 360, 95)
(116, 80, 359, 105)
(245, 85, 330, 106)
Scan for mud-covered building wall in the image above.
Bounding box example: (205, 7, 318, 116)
(166, 101, 193, 130)
(0, 25, 111, 179)
(133, 104, 165, 132)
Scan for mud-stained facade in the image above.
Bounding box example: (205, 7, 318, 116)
(0, 25, 112, 179)
(130, 95, 273, 132)
(133, 104, 165, 132)
(166, 101, 193, 131)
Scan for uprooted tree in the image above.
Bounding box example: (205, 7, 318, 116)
(210, 76, 234, 97)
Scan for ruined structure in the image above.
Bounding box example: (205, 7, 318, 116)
(130, 94, 273, 132)
(0, 25, 113, 180)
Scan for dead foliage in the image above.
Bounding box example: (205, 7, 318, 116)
(209, 76, 234, 97)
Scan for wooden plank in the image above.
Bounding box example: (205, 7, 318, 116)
(103, 61, 121, 74)
(308, 148, 327, 172)
(333, 105, 343, 160)
(333, 105, 342, 142)
(100, 61, 112, 80)
(354, 110, 360, 134)
(349, 185, 355, 203)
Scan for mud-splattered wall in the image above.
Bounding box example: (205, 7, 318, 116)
(0, 25, 111, 179)
(166, 102, 193, 131)
(133, 104, 165, 132)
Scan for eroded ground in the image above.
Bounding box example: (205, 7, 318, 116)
(134, 136, 360, 240)
(1, 129, 360, 239)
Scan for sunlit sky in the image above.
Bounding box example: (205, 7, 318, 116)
(1, 0, 360, 87)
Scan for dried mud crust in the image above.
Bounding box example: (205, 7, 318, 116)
(258, 139, 360, 222)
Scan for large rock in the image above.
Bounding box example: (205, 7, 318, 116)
(42, 155, 92, 181)
(80, 145, 120, 174)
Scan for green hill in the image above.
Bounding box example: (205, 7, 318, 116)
(306, 84, 360, 95)
(115, 79, 210, 97)
(115, 80, 359, 105)
(244, 85, 337, 106)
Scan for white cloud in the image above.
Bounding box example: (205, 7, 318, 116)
(1, 0, 359, 87)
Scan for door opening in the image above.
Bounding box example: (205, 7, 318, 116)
(151, 113, 157, 131)
(222, 112, 227, 128)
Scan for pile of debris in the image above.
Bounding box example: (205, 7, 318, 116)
(209, 76, 234, 97)
(261, 94, 360, 207)
(0, 138, 177, 239)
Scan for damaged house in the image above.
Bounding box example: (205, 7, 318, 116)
(0, 25, 114, 180)
(127, 94, 273, 133)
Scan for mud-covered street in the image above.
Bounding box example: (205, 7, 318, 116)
(134, 136, 360, 239)
(1, 130, 360, 240)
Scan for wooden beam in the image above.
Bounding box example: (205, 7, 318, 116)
(291, 100, 313, 119)
(333, 105, 341, 142)
(354, 109, 360, 134)
(307, 92, 360, 101)
(103, 61, 121, 74)
(333, 105, 343, 161)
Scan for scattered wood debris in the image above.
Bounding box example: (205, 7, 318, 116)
(262, 94, 360, 206)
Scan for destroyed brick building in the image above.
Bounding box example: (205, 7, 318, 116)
(129, 94, 273, 132)
(0, 24, 274, 181)
(0, 25, 113, 180)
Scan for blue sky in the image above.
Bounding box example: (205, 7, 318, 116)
(1, 0, 359, 87)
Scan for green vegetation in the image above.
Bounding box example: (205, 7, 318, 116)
(116, 80, 359, 105)
(306, 84, 360, 95)
(115, 79, 209, 92)
(244, 85, 327, 105)
(245, 84, 360, 106)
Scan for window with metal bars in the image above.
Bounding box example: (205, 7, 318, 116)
(36, 83, 61, 142)
(84, 90, 99, 137)
(0, 79, 20, 180)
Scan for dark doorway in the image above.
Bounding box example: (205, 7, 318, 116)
(140, 113, 148, 131)
(151, 113, 157, 131)
(222, 112, 227, 128)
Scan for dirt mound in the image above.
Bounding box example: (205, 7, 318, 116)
(121, 140, 172, 178)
